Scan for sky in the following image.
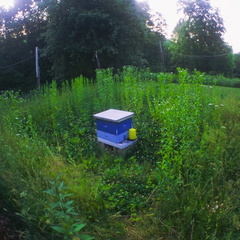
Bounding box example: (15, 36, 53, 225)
(0, 0, 14, 9)
(137, 0, 240, 53)
(1, 0, 239, 53)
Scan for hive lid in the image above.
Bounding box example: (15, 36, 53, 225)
(93, 109, 134, 122)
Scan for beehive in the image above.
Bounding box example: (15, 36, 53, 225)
(93, 109, 136, 149)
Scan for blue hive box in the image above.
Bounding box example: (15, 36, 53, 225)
(94, 109, 134, 147)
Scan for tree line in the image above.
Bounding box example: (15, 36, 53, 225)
(0, 0, 239, 91)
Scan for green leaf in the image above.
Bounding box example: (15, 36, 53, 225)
(65, 200, 74, 206)
(51, 226, 67, 234)
(59, 193, 65, 200)
(60, 193, 73, 201)
(68, 211, 79, 216)
(49, 180, 55, 185)
(43, 189, 57, 196)
(56, 173, 63, 181)
(50, 202, 59, 209)
(58, 182, 65, 193)
(78, 234, 94, 240)
(73, 223, 85, 233)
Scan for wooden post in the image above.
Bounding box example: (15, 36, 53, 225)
(95, 51, 101, 69)
(35, 47, 40, 88)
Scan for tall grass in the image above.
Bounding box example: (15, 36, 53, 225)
(0, 67, 240, 239)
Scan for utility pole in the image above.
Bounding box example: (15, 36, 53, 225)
(35, 47, 40, 88)
(95, 51, 101, 69)
(159, 40, 165, 72)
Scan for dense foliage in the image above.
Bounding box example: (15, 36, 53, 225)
(0, 0, 166, 90)
(43, 0, 154, 81)
(0, 68, 240, 239)
(234, 53, 240, 77)
(0, 0, 48, 90)
(0, 0, 239, 91)
(170, 0, 234, 74)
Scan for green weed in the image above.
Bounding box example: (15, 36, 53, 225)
(42, 174, 94, 240)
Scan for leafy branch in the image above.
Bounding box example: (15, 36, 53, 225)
(43, 174, 94, 240)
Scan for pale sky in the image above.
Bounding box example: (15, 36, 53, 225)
(1, 0, 240, 53)
(138, 0, 240, 53)
(0, 0, 13, 9)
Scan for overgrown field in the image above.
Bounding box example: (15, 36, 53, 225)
(0, 67, 240, 239)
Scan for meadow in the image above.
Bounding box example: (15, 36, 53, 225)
(0, 67, 240, 239)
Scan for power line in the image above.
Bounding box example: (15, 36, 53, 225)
(178, 53, 229, 58)
(0, 55, 34, 70)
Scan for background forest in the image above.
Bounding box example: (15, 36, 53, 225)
(0, 0, 240, 91)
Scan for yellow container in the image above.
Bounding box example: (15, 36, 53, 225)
(129, 128, 137, 140)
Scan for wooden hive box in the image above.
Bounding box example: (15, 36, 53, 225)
(93, 109, 136, 149)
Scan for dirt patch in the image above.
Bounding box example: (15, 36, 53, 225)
(0, 214, 25, 240)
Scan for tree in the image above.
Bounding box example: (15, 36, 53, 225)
(0, 0, 49, 91)
(43, 0, 152, 82)
(169, 0, 233, 75)
(143, 10, 169, 72)
(233, 53, 240, 78)
(0, 0, 168, 90)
